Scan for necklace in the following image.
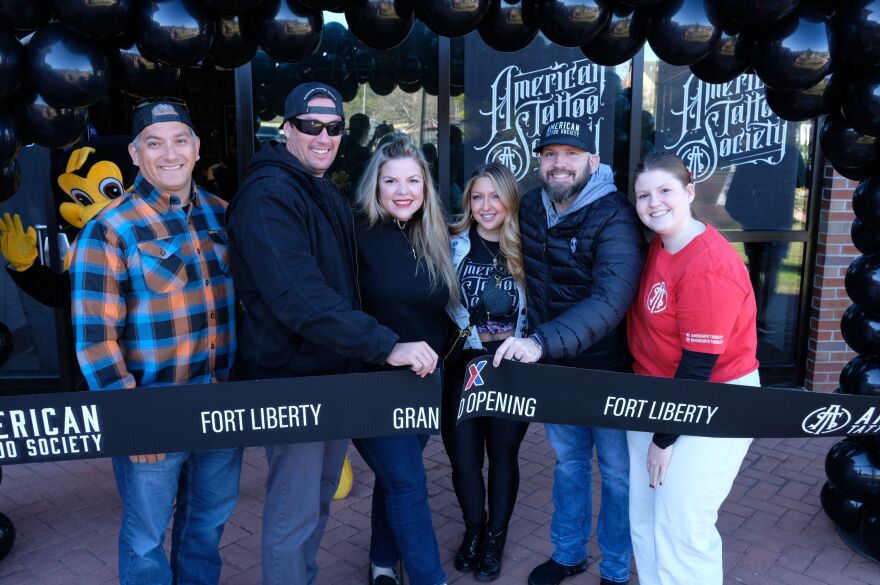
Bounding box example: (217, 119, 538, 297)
(394, 218, 416, 259)
(477, 232, 503, 288)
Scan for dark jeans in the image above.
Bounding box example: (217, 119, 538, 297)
(442, 342, 529, 533)
(353, 434, 447, 585)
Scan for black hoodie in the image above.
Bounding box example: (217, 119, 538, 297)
(226, 142, 398, 380)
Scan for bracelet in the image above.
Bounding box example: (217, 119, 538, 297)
(529, 333, 544, 359)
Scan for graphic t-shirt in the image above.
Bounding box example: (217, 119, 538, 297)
(458, 226, 519, 335)
(627, 224, 759, 383)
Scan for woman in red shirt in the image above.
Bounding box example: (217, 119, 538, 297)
(626, 152, 760, 585)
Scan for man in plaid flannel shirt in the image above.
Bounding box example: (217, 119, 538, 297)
(69, 98, 242, 585)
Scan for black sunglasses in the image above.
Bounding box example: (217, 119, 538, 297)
(133, 96, 190, 114)
(288, 117, 345, 137)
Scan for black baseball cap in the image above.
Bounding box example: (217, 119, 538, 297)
(131, 97, 195, 141)
(533, 116, 596, 154)
(284, 82, 345, 122)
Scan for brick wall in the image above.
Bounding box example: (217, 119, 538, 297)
(805, 166, 860, 392)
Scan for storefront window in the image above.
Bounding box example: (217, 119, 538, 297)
(642, 46, 816, 386)
(460, 33, 632, 204)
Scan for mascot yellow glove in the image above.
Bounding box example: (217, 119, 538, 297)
(0, 212, 38, 272)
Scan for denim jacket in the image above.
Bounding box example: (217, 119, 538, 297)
(446, 229, 528, 351)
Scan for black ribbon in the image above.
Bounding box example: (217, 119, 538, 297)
(0, 370, 441, 465)
(456, 357, 880, 439)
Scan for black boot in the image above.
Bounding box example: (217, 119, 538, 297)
(474, 529, 506, 582)
(453, 519, 484, 572)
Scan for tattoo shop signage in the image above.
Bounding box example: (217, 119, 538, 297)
(654, 63, 795, 183)
(0, 370, 442, 465)
(463, 35, 617, 191)
(456, 357, 880, 439)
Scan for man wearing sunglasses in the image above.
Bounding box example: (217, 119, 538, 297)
(227, 82, 435, 584)
(69, 97, 243, 584)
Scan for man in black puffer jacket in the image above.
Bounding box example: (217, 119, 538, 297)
(493, 117, 644, 585)
(226, 82, 437, 585)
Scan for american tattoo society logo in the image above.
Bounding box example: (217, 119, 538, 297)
(646, 281, 667, 314)
(802, 405, 851, 435)
(474, 59, 608, 181)
(665, 73, 787, 183)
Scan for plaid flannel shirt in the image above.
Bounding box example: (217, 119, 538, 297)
(70, 175, 235, 390)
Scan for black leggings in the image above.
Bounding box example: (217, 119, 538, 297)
(441, 341, 529, 533)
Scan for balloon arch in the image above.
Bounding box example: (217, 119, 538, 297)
(0, 0, 880, 562)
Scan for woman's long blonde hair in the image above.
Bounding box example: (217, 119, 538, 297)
(355, 135, 459, 302)
(450, 162, 526, 291)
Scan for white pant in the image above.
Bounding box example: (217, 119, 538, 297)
(627, 369, 759, 585)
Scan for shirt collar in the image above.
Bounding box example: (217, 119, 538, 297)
(132, 175, 201, 214)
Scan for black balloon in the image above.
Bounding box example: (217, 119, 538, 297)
(581, 4, 646, 66)
(252, 0, 322, 63)
(210, 14, 258, 68)
(846, 254, 880, 317)
(203, 0, 264, 14)
(765, 73, 838, 123)
(852, 219, 880, 256)
(55, 0, 134, 39)
(398, 79, 421, 93)
(646, 0, 721, 67)
(840, 354, 880, 397)
(0, 161, 20, 204)
(819, 114, 880, 182)
(0, 512, 13, 561)
(0, 110, 20, 168)
(854, 176, 880, 229)
(841, 304, 880, 356)
(396, 51, 422, 84)
(369, 71, 396, 95)
(111, 41, 181, 98)
(338, 78, 360, 101)
(841, 72, 880, 138)
(860, 509, 880, 560)
(346, 0, 413, 50)
(0, 28, 25, 98)
(0, 0, 52, 32)
(14, 87, 88, 148)
(821, 480, 865, 532)
(690, 30, 752, 84)
(718, 0, 798, 29)
(752, 8, 832, 92)
(137, 0, 215, 67)
(415, 0, 491, 38)
(835, 0, 880, 68)
(826, 439, 880, 504)
(299, 0, 344, 10)
(478, 0, 537, 53)
(531, 0, 608, 48)
(26, 23, 108, 109)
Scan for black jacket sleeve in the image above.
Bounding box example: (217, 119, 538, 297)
(230, 180, 398, 364)
(652, 349, 720, 449)
(536, 200, 645, 359)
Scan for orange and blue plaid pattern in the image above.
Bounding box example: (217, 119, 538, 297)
(70, 175, 235, 390)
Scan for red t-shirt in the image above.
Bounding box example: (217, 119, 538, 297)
(627, 224, 759, 383)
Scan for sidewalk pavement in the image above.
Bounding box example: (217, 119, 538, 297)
(0, 428, 876, 584)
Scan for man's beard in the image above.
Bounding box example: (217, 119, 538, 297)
(541, 167, 591, 206)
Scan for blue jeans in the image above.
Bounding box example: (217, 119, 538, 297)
(112, 449, 243, 585)
(353, 434, 446, 585)
(545, 424, 632, 583)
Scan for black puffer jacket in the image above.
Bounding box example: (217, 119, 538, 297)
(520, 187, 645, 372)
(226, 142, 398, 380)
